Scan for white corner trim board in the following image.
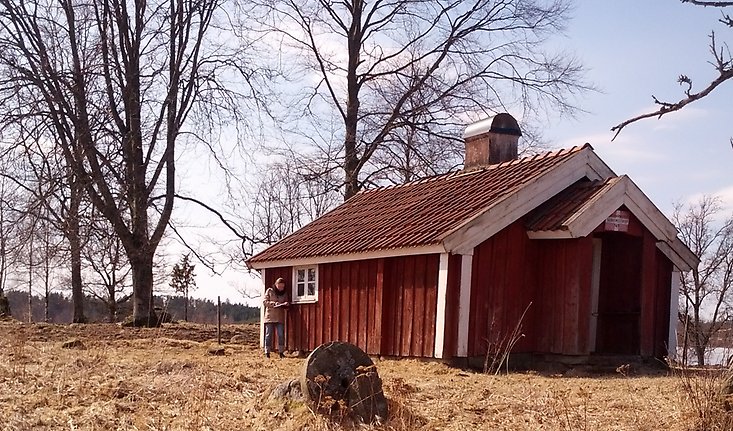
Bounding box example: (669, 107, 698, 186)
(456, 253, 473, 357)
(434, 253, 450, 359)
(668, 270, 680, 360)
(259, 268, 266, 349)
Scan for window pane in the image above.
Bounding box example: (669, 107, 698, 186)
(308, 268, 316, 282)
(297, 269, 305, 283)
(307, 282, 315, 296)
(297, 283, 304, 297)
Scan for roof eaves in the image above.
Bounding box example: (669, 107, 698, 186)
(247, 243, 447, 269)
(561, 177, 626, 236)
(442, 145, 598, 254)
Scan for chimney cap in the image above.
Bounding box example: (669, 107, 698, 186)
(463, 113, 522, 139)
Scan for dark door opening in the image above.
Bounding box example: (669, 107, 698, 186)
(594, 233, 642, 355)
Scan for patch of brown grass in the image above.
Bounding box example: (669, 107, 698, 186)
(0, 321, 701, 430)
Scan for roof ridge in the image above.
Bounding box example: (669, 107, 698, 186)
(487, 143, 590, 170)
(352, 144, 593, 196)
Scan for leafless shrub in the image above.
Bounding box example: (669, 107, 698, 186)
(483, 303, 531, 375)
(673, 365, 733, 431)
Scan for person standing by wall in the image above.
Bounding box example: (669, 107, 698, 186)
(263, 277, 289, 358)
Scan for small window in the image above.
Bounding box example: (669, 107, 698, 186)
(293, 265, 318, 303)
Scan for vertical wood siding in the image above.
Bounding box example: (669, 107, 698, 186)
(534, 237, 594, 355)
(284, 259, 383, 354)
(466, 212, 670, 359)
(639, 229, 674, 358)
(654, 250, 673, 358)
(594, 233, 643, 355)
(467, 222, 536, 357)
(381, 254, 440, 357)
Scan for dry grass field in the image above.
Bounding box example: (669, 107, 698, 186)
(0, 320, 717, 430)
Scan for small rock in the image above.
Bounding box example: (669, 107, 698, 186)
(270, 379, 304, 401)
(62, 338, 85, 349)
(207, 346, 226, 356)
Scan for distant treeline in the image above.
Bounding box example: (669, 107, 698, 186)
(2, 290, 259, 324)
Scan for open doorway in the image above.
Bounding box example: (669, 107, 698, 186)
(591, 232, 642, 355)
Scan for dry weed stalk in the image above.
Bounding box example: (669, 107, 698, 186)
(483, 303, 531, 375)
(674, 364, 733, 431)
(546, 388, 592, 431)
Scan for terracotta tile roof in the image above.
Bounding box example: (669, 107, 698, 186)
(525, 177, 621, 232)
(249, 145, 592, 264)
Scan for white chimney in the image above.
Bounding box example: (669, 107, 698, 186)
(463, 113, 522, 170)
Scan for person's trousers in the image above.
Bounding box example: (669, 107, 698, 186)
(264, 322, 285, 353)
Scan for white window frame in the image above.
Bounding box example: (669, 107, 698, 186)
(292, 265, 318, 303)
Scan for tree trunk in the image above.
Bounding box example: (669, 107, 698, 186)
(44, 274, 49, 323)
(43, 225, 50, 323)
(107, 276, 117, 323)
(0, 294, 10, 318)
(184, 290, 188, 322)
(130, 251, 157, 326)
(342, 0, 363, 201)
(69, 212, 86, 323)
(109, 301, 117, 323)
(28, 234, 32, 323)
(696, 345, 706, 367)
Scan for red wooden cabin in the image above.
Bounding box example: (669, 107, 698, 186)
(248, 114, 698, 365)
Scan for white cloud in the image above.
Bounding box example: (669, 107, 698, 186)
(712, 185, 733, 215)
(557, 132, 667, 163)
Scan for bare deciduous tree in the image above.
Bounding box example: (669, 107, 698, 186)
(0, 0, 259, 325)
(611, 1, 733, 139)
(0, 176, 22, 297)
(674, 195, 733, 366)
(0, 125, 89, 322)
(257, 0, 589, 199)
(248, 156, 341, 245)
(82, 216, 133, 323)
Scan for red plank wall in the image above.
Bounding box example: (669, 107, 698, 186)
(467, 221, 537, 357)
(284, 259, 383, 354)
(534, 237, 594, 355)
(465, 213, 675, 359)
(269, 215, 674, 360)
(639, 229, 673, 358)
(381, 254, 440, 357)
(278, 255, 440, 358)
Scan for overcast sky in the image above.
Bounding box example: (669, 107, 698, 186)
(189, 1, 733, 303)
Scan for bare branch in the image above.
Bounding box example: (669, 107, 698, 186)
(681, 0, 733, 6)
(612, 5, 733, 140)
